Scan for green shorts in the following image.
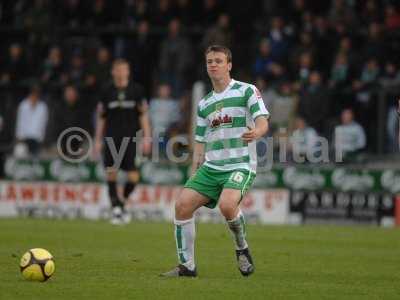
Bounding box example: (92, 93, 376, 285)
(184, 165, 256, 209)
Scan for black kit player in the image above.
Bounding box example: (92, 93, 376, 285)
(94, 59, 151, 225)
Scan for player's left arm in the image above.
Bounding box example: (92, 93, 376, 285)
(241, 117, 269, 142)
(138, 100, 152, 154)
(242, 85, 270, 142)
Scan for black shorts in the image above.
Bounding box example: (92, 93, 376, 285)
(103, 137, 137, 171)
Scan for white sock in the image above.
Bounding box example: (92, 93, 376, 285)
(227, 210, 248, 250)
(174, 217, 196, 271)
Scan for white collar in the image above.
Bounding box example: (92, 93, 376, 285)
(213, 79, 235, 96)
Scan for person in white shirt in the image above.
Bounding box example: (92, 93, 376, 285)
(289, 117, 319, 162)
(334, 108, 366, 161)
(149, 83, 180, 134)
(15, 86, 48, 157)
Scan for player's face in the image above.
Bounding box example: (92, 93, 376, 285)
(206, 51, 231, 80)
(112, 63, 130, 82)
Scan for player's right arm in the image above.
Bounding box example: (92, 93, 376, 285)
(191, 142, 205, 176)
(93, 102, 106, 158)
(191, 106, 208, 175)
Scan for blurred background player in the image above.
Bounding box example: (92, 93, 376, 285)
(94, 59, 151, 225)
(161, 45, 269, 277)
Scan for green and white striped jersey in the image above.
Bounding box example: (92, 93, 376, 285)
(195, 79, 269, 173)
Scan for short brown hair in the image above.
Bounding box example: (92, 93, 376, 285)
(112, 58, 130, 68)
(205, 45, 232, 63)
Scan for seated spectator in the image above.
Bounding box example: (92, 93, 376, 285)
(293, 51, 314, 89)
(15, 85, 48, 157)
(298, 70, 331, 134)
(253, 39, 284, 82)
(149, 83, 180, 135)
(352, 58, 381, 104)
(384, 4, 400, 30)
(267, 81, 298, 133)
(334, 108, 366, 161)
(267, 16, 290, 62)
(87, 46, 112, 88)
(289, 117, 319, 163)
(329, 52, 355, 115)
(41, 46, 66, 89)
(51, 85, 88, 156)
(65, 52, 86, 87)
(0, 43, 28, 87)
(159, 18, 192, 97)
(202, 13, 233, 49)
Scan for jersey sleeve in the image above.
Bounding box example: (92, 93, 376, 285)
(194, 107, 208, 143)
(246, 85, 270, 121)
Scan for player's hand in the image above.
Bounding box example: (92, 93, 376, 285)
(92, 139, 102, 160)
(141, 139, 152, 155)
(241, 126, 261, 142)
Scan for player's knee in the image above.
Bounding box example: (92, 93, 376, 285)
(175, 198, 193, 218)
(218, 201, 237, 220)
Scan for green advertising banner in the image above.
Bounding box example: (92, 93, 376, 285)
(4, 158, 400, 194)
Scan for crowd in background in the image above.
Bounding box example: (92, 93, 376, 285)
(0, 0, 400, 175)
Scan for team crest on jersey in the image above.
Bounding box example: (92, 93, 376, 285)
(211, 113, 233, 129)
(210, 102, 233, 129)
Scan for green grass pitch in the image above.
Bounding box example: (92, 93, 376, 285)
(1, 218, 399, 300)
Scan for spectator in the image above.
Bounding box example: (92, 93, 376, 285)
(159, 18, 192, 97)
(151, 0, 174, 27)
(267, 16, 290, 62)
(267, 81, 298, 132)
(360, 0, 383, 26)
(329, 52, 355, 114)
(87, 46, 112, 88)
(65, 52, 86, 87)
(293, 51, 314, 88)
(51, 85, 88, 153)
(253, 39, 284, 82)
(328, 0, 357, 28)
(363, 22, 386, 61)
(298, 70, 331, 134)
(56, 0, 84, 28)
(289, 116, 319, 163)
(197, 0, 222, 26)
(352, 57, 380, 105)
(40, 46, 66, 89)
(149, 83, 180, 135)
(175, 0, 194, 26)
(203, 14, 233, 49)
(384, 4, 400, 30)
(126, 20, 156, 98)
(335, 36, 358, 70)
(15, 85, 48, 157)
(334, 108, 366, 161)
(290, 31, 316, 67)
(125, 0, 149, 27)
(1, 43, 28, 87)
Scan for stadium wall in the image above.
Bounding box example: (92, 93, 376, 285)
(1, 157, 400, 227)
